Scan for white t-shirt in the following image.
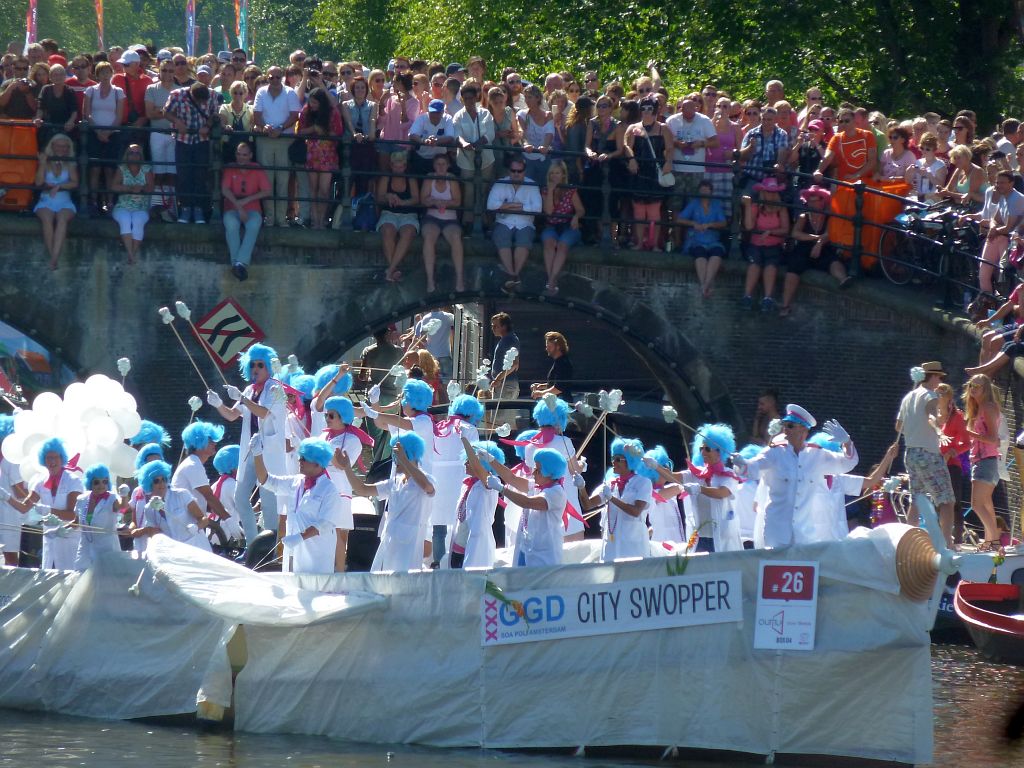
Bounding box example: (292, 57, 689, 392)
(253, 85, 300, 133)
(603, 473, 652, 560)
(897, 386, 940, 452)
(912, 157, 946, 198)
(664, 111, 717, 171)
(86, 84, 126, 127)
(997, 188, 1024, 223)
(172, 453, 211, 509)
(409, 113, 455, 159)
(414, 310, 454, 360)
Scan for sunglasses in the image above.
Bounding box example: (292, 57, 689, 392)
(325, 412, 339, 419)
(323, 71, 337, 77)
(744, 110, 759, 115)
(597, 103, 611, 109)
(954, 125, 967, 131)
(250, 361, 265, 369)
(585, 76, 597, 82)
(640, 105, 655, 112)
(508, 79, 521, 85)
(699, 445, 716, 452)
(341, 69, 353, 76)
(782, 423, 800, 430)
(807, 95, 822, 101)
(508, 167, 525, 173)
(232, 57, 246, 63)
(888, 134, 901, 140)
(268, 74, 282, 79)
(160, 68, 174, 73)
(462, 90, 478, 97)
(638, 87, 652, 94)
(174, 61, 188, 66)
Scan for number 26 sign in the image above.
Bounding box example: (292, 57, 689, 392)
(754, 561, 819, 651)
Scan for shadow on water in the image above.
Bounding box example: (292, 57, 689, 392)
(3, 645, 1024, 768)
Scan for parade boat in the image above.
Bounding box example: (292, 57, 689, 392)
(954, 580, 1024, 665)
(0, 520, 962, 766)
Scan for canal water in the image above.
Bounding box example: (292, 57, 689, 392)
(2, 644, 1022, 767)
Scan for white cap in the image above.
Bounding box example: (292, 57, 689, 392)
(197, 65, 213, 76)
(118, 50, 140, 65)
(781, 403, 816, 429)
(156, 49, 172, 62)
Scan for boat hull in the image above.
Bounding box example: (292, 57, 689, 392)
(953, 581, 1024, 665)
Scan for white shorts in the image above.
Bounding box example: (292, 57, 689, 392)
(150, 131, 176, 173)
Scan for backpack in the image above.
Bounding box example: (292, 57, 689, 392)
(352, 192, 377, 231)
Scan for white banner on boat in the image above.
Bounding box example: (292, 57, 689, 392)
(753, 560, 819, 651)
(481, 571, 743, 646)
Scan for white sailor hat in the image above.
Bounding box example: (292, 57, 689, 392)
(781, 403, 815, 429)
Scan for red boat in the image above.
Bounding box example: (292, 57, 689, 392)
(953, 581, 1024, 665)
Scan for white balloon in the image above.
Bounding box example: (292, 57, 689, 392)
(110, 443, 139, 479)
(1, 432, 26, 463)
(110, 409, 142, 441)
(79, 406, 107, 427)
(114, 391, 138, 413)
(32, 391, 62, 418)
(22, 433, 48, 463)
(19, 457, 42, 484)
(56, 421, 87, 455)
(87, 416, 121, 447)
(63, 381, 89, 408)
(77, 443, 105, 470)
(14, 409, 43, 434)
(85, 373, 114, 392)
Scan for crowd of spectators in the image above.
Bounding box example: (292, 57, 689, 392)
(3, 39, 1024, 308)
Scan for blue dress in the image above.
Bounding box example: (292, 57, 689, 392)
(33, 165, 76, 214)
(679, 198, 726, 255)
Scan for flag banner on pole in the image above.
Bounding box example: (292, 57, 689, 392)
(221, 24, 231, 51)
(185, 0, 196, 56)
(24, 0, 37, 51)
(207, 24, 212, 53)
(95, 0, 104, 50)
(234, 0, 240, 37)
(239, 0, 248, 53)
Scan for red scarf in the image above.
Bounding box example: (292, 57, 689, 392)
(213, 472, 235, 499)
(652, 482, 668, 504)
(687, 459, 739, 484)
(323, 425, 374, 470)
(43, 453, 82, 495)
(433, 414, 465, 438)
(456, 476, 478, 522)
(536, 476, 586, 529)
(303, 470, 326, 491)
(501, 426, 558, 448)
(609, 471, 635, 494)
(89, 491, 111, 503)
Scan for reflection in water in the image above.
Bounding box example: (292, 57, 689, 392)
(3, 646, 1024, 767)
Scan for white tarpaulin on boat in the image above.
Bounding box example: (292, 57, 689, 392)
(0, 527, 933, 763)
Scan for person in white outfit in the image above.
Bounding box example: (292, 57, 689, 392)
(254, 435, 341, 575)
(640, 445, 684, 543)
(130, 460, 212, 551)
(679, 424, 742, 553)
(449, 435, 502, 569)
(207, 342, 288, 546)
(3, 438, 83, 569)
(340, 431, 436, 573)
(72, 464, 127, 570)
(428, 394, 483, 566)
(578, 438, 652, 562)
(732, 404, 858, 548)
(0, 415, 27, 566)
(210, 445, 244, 542)
(172, 421, 231, 532)
(311, 363, 354, 438)
(322, 395, 374, 571)
(501, 428, 537, 551)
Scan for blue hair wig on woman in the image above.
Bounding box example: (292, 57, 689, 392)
(314, 364, 352, 396)
(238, 342, 278, 382)
(402, 379, 434, 413)
(390, 431, 426, 464)
(807, 432, 841, 453)
(182, 421, 226, 452)
(532, 398, 569, 431)
(638, 444, 672, 481)
(37, 437, 68, 466)
(533, 448, 568, 481)
(136, 460, 172, 493)
(130, 419, 171, 447)
(738, 443, 764, 462)
(610, 437, 645, 473)
(213, 444, 240, 475)
(0, 414, 14, 441)
(290, 374, 316, 400)
(469, 440, 505, 476)
(449, 394, 484, 425)
(324, 396, 355, 425)
(84, 463, 111, 487)
(513, 429, 538, 461)
(691, 424, 736, 467)
(134, 443, 165, 470)
(297, 438, 334, 469)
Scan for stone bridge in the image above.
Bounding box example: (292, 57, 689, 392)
(0, 216, 991, 467)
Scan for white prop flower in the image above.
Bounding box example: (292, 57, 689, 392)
(446, 380, 462, 400)
(767, 418, 782, 437)
(661, 405, 678, 423)
(495, 423, 512, 437)
(188, 396, 203, 412)
(116, 357, 131, 377)
(157, 306, 174, 324)
(174, 301, 192, 321)
(909, 366, 925, 384)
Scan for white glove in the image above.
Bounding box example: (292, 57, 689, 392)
(368, 384, 381, 404)
(823, 419, 851, 444)
(145, 497, 165, 513)
(599, 485, 612, 504)
(206, 389, 223, 408)
(475, 448, 493, 464)
(577, 456, 588, 473)
(362, 403, 379, 420)
(730, 453, 748, 473)
(572, 473, 585, 489)
(643, 456, 659, 470)
(117, 484, 130, 499)
(281, 533, 303, 548)
(684, 482, 701, 499)
(485, 475, 503, 492)
(248, 433, 264, 456)
(224, 384, 242, 401)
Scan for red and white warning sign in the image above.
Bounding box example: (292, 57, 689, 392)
(191, 298, 265, 368)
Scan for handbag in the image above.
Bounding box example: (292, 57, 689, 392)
(288, 137, 307, 165)
(643, 130, 675, 188)
(351, 192, 378, 231)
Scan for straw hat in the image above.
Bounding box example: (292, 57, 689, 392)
(895, 527, 940, 602)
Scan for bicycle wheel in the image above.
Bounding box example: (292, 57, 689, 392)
(878, 229, 915, 285)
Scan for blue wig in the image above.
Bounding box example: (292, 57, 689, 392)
(298, 437, 334, 468)
(136, 460, 172, 493)
(639, 444, 672, 481)
(182, 421, 226, 452)
(213, 444, 240, 475)
(324, 396, 355, 425)
(738, 443, 763, 461)
(402, 379, 434, 413)
(290, 374, 316, 400)
(513, 429, 538, 461)
(314, 364, 352, 396)
(449, 394, 484, 425)
(533, 398, 570, 431)
(808, 432, 842, 453)
(130, 419, 171, 447)
(37, 437, 68, 466)
(390, 431, 425, 464)
(84, 463, 111, 487)
(238, 342, 278, 382)
(0, 414, 14, 441)
(610, 437, 645, 473)
(134, 443, 165, 470)
(468, 440, 505, 476)
(533, 448, 568, 481)
(691, 424, 736, 467)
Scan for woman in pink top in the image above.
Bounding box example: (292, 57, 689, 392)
(707, 96, 742, 216)
(377, 72, 419, 171)
(221, 141, 271, 280)
(964, 373, 1002, 549)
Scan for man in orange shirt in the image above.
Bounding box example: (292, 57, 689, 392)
(813, 107, 877, 184)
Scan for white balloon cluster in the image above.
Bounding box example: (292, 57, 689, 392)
(0, 374, 141, 483)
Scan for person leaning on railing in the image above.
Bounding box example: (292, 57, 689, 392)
(82, 61, 125, 216)
(33, 63, 77, 147)
(453, 79, 496, 228)
(218, 80, 254, 164)
(163, 82, 217, 224)
(252, 66, 300, 228)
(144, 59, 179, 220)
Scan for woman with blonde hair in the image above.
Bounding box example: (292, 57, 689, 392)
(963, 373, 1002, 549)
(935, 382, 969, 545)
(34, 133, 78, 270)
(541, 160, 584, 295)
(416, 349, 442, 403)
(939, 144, 987, 210)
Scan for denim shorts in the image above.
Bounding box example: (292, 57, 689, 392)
(972, 456, 1000, 484)
(541, 226, 581, 247)
(746, 243, 783, 267)
(493, 223, 535, 249)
